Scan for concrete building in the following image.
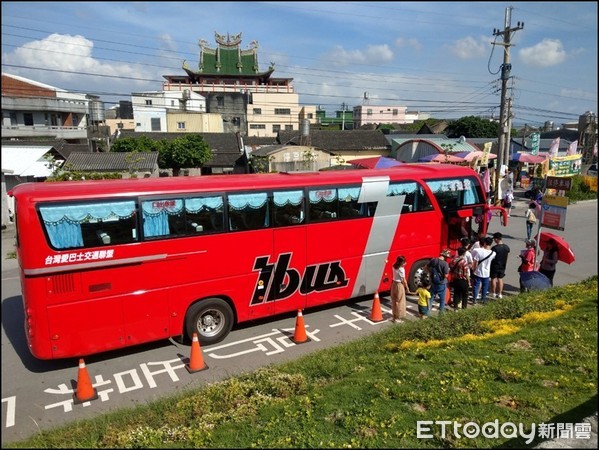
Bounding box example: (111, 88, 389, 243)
(353, 104, 409, 128)
(1, 73, 104, 142)
(131, 90, 208, 132)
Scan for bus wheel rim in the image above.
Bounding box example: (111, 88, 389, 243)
(199, 309, 224, 337)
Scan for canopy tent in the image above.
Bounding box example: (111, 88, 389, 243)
(347, 156, 402, 169)
(418, 153, 465, 163)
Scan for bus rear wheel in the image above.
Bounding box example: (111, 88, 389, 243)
(408, 259, 430, 293)
(185, 298, 234, 346)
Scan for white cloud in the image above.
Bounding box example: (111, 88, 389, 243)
(394, 37, 422, 52)
(2, 34, 157, 94)
(518, 39, 567, 68)
(324, 44, 394, 66)
(446, 36, 488, 59)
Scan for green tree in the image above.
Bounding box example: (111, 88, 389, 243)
(445, 116, 500, 138)
(110, 135, 161, 153)
(158, 134, 212, 176)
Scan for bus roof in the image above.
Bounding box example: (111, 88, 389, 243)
(9, 164, 479, 202)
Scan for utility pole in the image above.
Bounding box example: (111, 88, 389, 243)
(492, 7, 523, 204)
(341, 102, 346, 131)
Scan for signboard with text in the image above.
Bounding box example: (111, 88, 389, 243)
(546, 176, 572, 191)
(541, 195, 568, 231)
(548, 155, 582, 176)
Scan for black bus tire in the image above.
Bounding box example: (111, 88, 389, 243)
(185, 298, 234, 346)
(408, 259, 430, 293)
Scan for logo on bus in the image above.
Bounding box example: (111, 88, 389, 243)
(251, 253, 349, 305)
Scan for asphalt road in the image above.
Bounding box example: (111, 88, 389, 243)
(1, 191, 597, 447)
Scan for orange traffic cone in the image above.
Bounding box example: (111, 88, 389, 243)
(290, 309, 310, 344)
(370, 291, 384, 322)
(72, 358, 99, 404)
(186, 332, 208, 373)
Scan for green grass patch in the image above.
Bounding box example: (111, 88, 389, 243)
(7, 277, 597, 448)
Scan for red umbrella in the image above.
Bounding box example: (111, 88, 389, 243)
(535, 231, 576, 264)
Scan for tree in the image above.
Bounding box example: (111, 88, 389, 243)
(445, 116, 500, 138)
(158, 134, 212, 176)
(110, 134, 212, 176)
(111, 135, 161, 153)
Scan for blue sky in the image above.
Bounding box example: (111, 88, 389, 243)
(2, 1, 597, 128)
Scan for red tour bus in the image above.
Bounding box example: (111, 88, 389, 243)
(9, 164, 506, 359)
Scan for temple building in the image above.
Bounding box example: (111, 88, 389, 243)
(162, 32, 313, 137)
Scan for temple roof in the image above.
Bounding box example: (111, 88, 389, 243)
(182, 32, 275, 81)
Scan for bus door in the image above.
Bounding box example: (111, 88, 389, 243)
(271, 227, 307, 314)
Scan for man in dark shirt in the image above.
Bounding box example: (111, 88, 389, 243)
(426, 249, 451, 313)
(490, 232, 510, 299)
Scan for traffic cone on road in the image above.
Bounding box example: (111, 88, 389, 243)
(290, 309, 310, 344)
(370, 291, 384, 322)
(186, 332, 208, 373)
(72, 358, 99, 404)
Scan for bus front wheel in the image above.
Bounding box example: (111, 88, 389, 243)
(185, 298, 234, 346)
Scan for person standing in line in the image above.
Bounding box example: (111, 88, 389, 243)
(390, 256, 409, 323)
(450, 246, 470, 310)
(416, 280, 432, 319)
(460, 237, 475, 295)
(539, 239, 559, 286)
(525, 202, 538, 240)
(490, 232, 510, 299)
(471, 233, 485, 251)
(518, 239, 537, 293)
(426, 249, 451, 314)
(471, 237, 496, 304)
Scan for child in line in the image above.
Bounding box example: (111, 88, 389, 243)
(416, 280, 432, 319)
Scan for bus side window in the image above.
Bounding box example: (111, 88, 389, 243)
(40, 201, 137, 250)
(308, 188, 338, 222)
(141, 199, 184, 239)
(184, 196, 224, 234)
(338, 186, 364, 219)
(273, 190, 304, 227)
(388, 181, 433, 213)
(228, 192, 269, 231)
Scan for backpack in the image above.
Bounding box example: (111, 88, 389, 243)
(430, 265, 443, 284)
(528, 210, 537, 224)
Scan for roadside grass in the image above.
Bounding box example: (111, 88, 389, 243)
(7, 277, 597, 449)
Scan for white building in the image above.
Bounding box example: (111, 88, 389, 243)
(353, 104, 409, 128)
(131, 90, 207, 132)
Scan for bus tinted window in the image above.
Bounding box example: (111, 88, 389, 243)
(309, 188, 338, 221)
(338, 186, 367, 218)
(142, 199, 185, 238)
(273, 190, 304, 226)
(39, 200, 138, 249)
(388, 182, 433, 213)
(228, 192, 269, 231)
(185, 196, 224, 233)
(141, 196, 225, 238)
(426, 177, 482, 210)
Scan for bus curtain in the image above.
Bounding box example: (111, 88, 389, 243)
(40, 201, 136, 249)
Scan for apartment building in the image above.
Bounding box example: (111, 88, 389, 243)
(353, 104, 409, 129)
(1, 72, 103, 141)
